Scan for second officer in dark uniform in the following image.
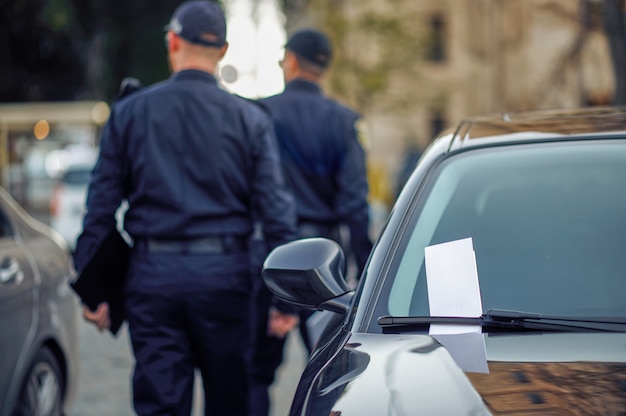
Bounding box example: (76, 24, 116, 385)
(249, 28, 373, 416)
(74, 2, 296, 415)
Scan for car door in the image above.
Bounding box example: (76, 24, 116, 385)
(0, 206, 36, 409)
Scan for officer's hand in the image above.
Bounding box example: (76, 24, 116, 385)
(82, 302, 111, 332)
(267, 307, 298, 339)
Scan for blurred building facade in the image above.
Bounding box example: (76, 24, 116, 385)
(375, 0, 613, 148)
(300, 0, 614, 207)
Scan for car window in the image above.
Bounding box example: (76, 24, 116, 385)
(62, 168, 92, 186)
(384, 140, 626, 320)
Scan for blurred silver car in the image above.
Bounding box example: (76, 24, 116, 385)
(0, 187, 80, 416)
(50, 163, 93, 251)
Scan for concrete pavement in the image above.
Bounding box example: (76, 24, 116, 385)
(70, 319, 306, 416)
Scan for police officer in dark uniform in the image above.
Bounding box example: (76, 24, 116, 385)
(74, 2, 297, 415)
(249, 29, 372, 416)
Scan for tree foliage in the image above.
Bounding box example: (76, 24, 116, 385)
(68, 0, 185, 100)
(0, 0, 83, 101)
(278, 0, 425, 113)
(279, 0, 312, 33)
(0, 0, 222, 103)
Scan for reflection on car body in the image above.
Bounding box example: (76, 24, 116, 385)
(0, 187, 79, 416)
(263, 107, 626, 415)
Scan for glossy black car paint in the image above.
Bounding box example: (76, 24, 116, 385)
(263, 107, 626, 415)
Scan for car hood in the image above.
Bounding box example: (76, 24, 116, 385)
(304, 332, 626, 415)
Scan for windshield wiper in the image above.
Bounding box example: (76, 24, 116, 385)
(483, 309, 626, 331)
(378, 309, 626, 332)
(377, 316, 481, 326)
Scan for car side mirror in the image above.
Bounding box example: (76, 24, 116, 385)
(262, 237, 354, 314)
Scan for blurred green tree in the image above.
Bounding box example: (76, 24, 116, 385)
(0, 0, 222, 103)
(278, 0, 311, 34)
(277, 0, 424, 114)
(69, 0, 184, 100)
(0, 0, 83, 101)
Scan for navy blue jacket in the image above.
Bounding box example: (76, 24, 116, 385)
(260, 79, 371, 271)
(74, 69, 297, 272)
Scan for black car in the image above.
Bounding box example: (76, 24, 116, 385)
(0, 187, 80, 415)
(263, 107, 626, 415)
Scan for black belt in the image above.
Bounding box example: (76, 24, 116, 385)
(134, 236, 246, 254)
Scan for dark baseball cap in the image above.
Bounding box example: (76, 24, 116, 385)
(165, 1, 227, 47)
(285, 29, 332, 68)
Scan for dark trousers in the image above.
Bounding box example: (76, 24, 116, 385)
(249, 282, 287, 416)
(249, 222, 340, 416)
(125, 250, 253, 416)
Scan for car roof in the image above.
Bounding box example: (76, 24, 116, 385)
(439, 106, 626, 152)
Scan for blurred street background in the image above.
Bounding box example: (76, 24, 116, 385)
(2, 0, 626, 414)
(3, 0, 625, 234)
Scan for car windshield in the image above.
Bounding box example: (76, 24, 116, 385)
(381, 140, 626, 322)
